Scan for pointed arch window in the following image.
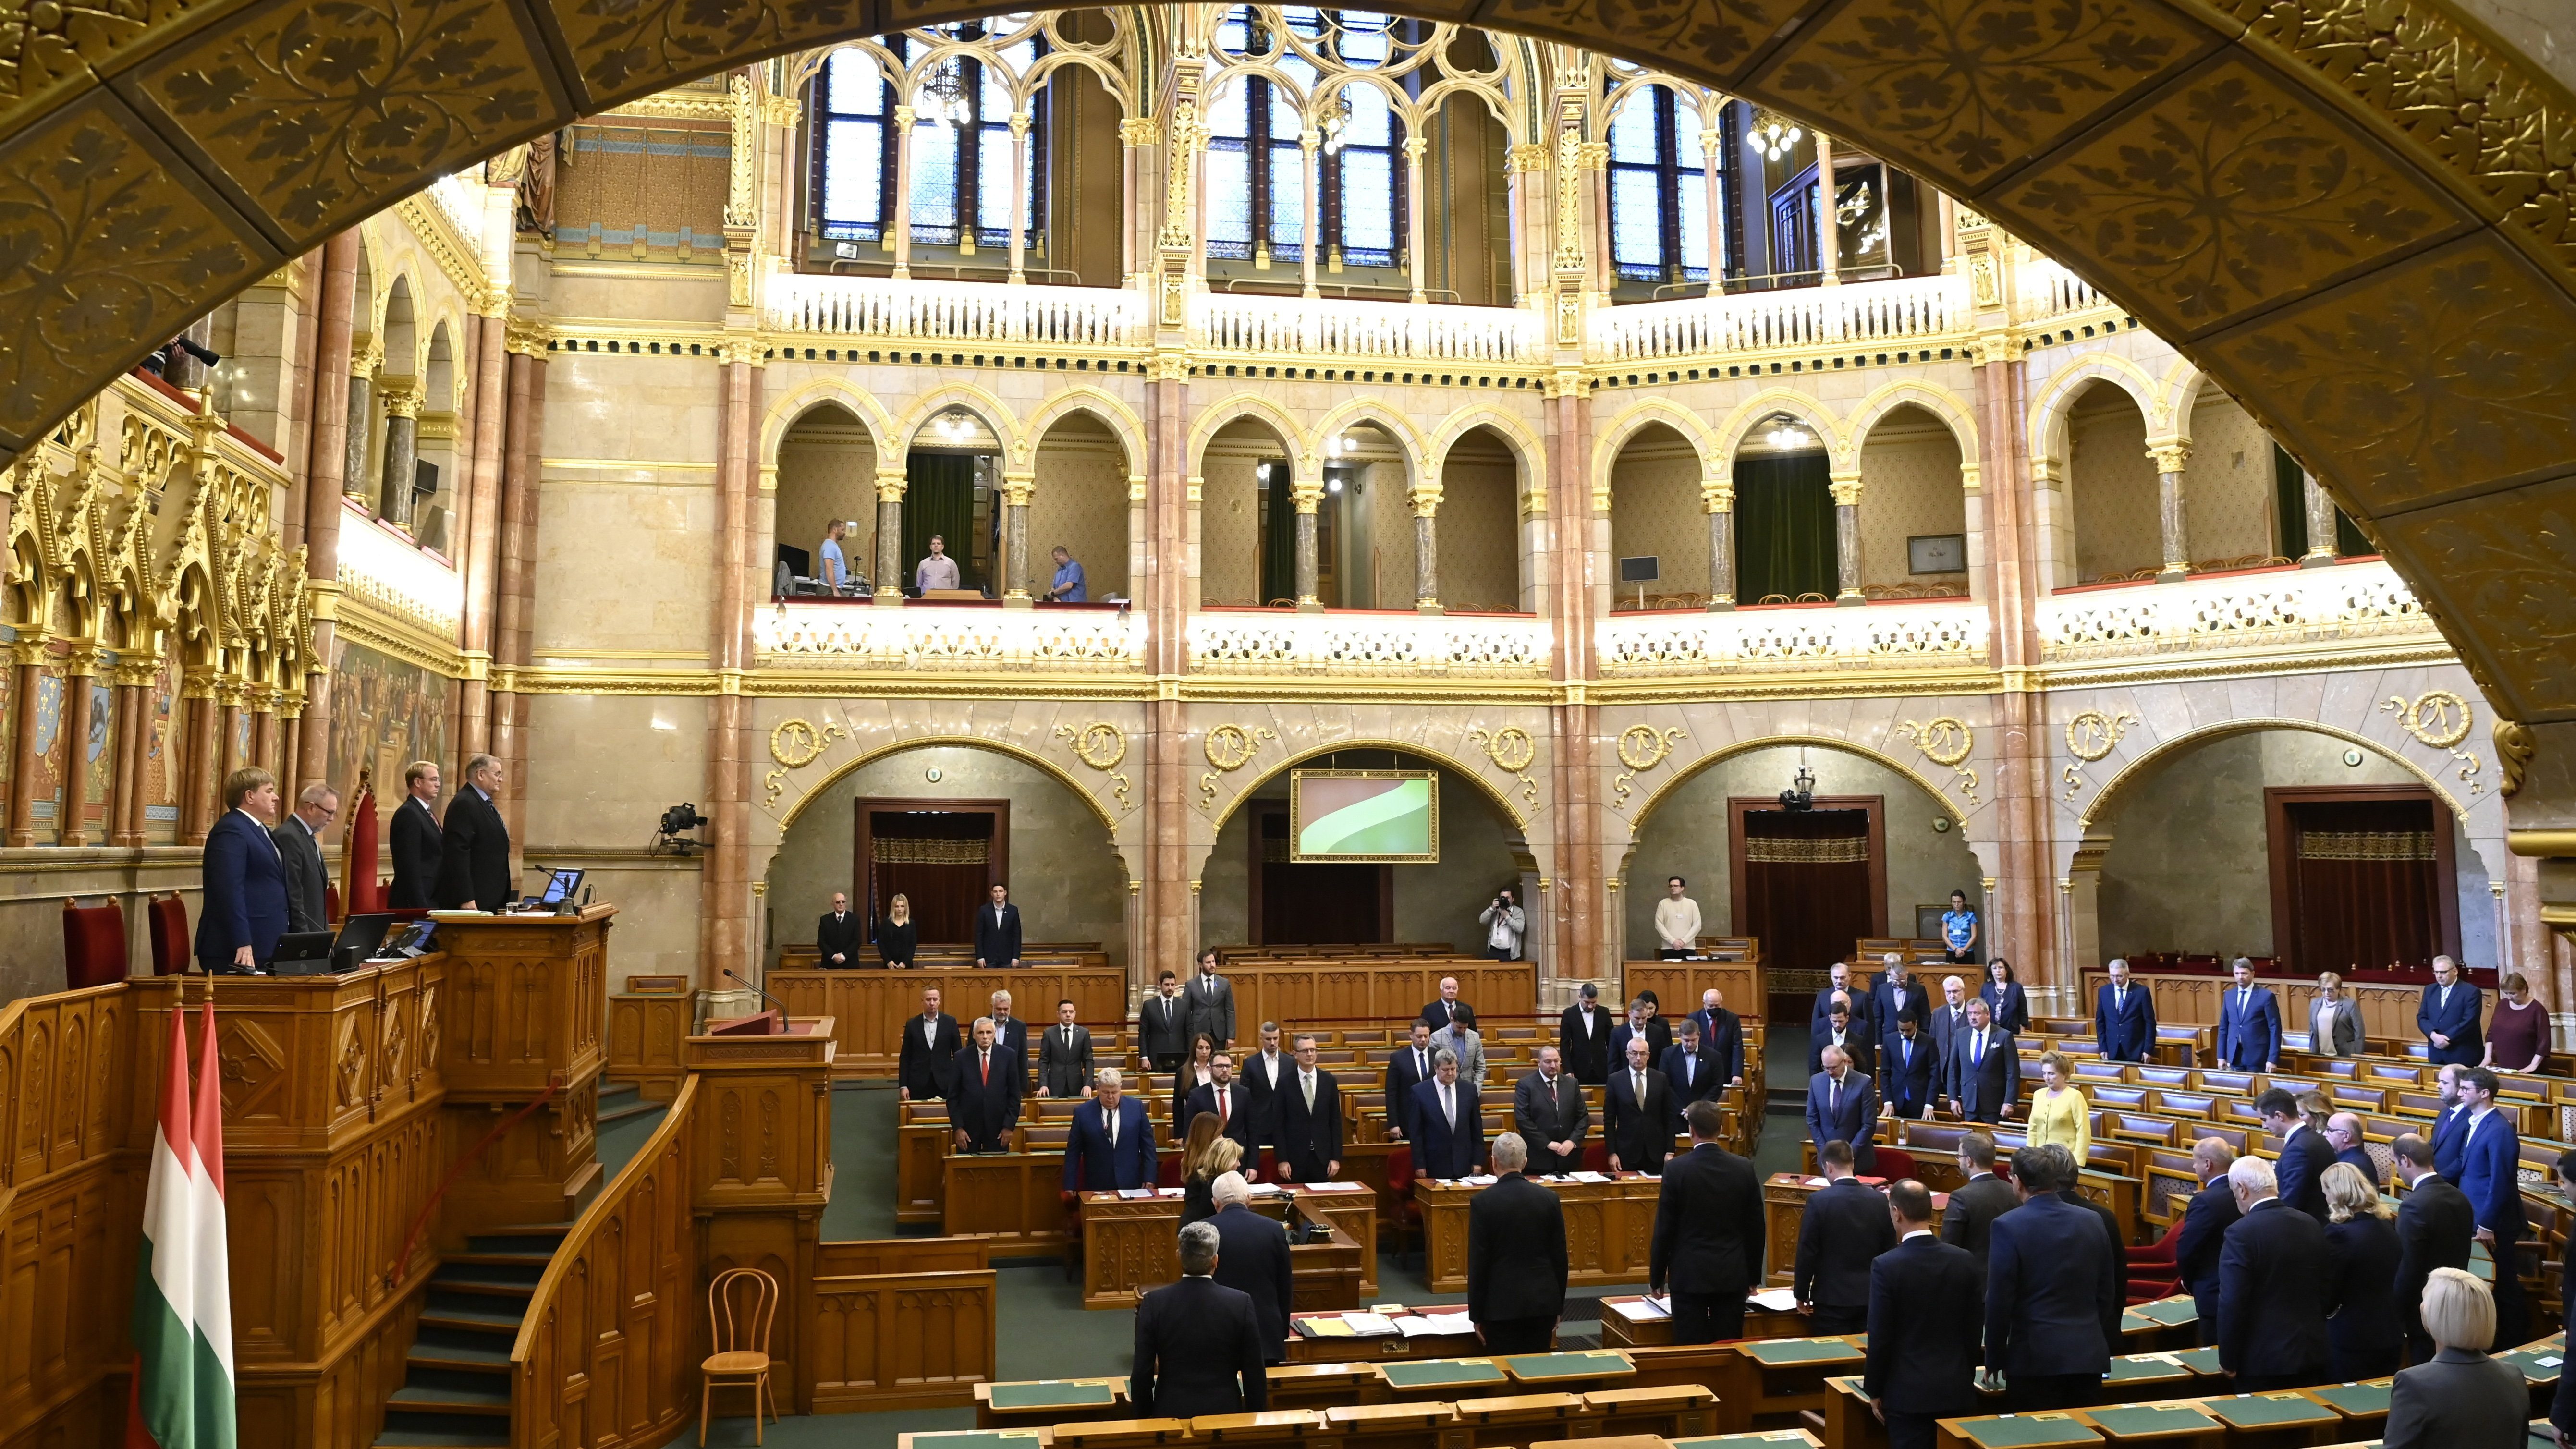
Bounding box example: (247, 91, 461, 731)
(1204, 7, 1406, 268)
(815, 36, 1048, 249)
(1608, 85, 1720, 284)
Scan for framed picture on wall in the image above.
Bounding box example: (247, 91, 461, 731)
(1908, 534, 1966, 574)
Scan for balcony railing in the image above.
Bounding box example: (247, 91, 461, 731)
(2016, 257, 2113, 324)
(764, 272, 1144, 347)
(338, 507, 465, 633)
(1587, 273, 1968, 364)
(754, 601, 1146, 670)
(1190, 292, 1544, 365)
(1596, 599, 1989, 675)
(1188, 609, 1552, 676)
(2039, 560, 2434, 659)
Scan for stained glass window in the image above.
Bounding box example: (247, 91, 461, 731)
(1608, 84, 1721, 285)
(1204, 7, 1407, 270)
(814, 35, 1046, 252)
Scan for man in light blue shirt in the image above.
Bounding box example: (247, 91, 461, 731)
(1046, 546, 1087, 602)
(818, 519, 849, 592)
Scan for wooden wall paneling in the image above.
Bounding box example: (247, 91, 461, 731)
(605, 993, 692, 1102)
(2086, 968, 2428, 1046)
(768, 968, 1126, 1079)
(896, 1121, 948, 1226)
(940, 1155, 1070, 1252)
(686, 1018, 836, 1417)
(806, 1241, 998, 1412)
(431, 910, 612, 1242)
(1620, 962, 1768, 1022)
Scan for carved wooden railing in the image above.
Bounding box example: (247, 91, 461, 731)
(510, 1076, 700, 1449)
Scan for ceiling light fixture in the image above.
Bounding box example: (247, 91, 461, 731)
(1750, 110, 1805, 164)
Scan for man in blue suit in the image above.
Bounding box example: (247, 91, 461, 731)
(1867, 1180, 1983, 1449)
(2454, 1067, 2529, 1346)
(2215, 1155, 2332, 1390)
(1810, 961, 1877, 1039)
(1879, 1011, 1937, 1120)
(2417, 955, 2483, 1067)
(1806, 1045, 1879, 1175)
(2171, 1138, 2242, 1347)
(1062, 1069, 1157, 1192)
(1382, 1022, 1437, 1144)
(2255, 1087, 2336, 1223)
(1409, 1050, 1485, 1178)
(1942, 999, 2019, 1123)
(2093, 958, 2157, 1063)
(2429, 1063, 2469, 1181)
(2214, 958, 2282, 1071)
(1984, 1147, 2119, 1410)
(196, 767, 291, 974)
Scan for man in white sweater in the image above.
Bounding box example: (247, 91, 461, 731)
(1653, 877, 1703, 959)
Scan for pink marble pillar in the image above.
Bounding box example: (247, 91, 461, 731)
(295, 229, 361, 796)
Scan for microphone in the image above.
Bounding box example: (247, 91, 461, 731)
(723, 967, 787, 1019)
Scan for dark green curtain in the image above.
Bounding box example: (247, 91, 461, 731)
(2272, 444, 2371, 559)
(1258, 461, 1295, 606)
(1734, 453, 1836, 601)
(903, 452, 978, 592)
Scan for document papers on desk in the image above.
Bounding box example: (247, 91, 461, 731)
(1299, 1181, 1367, 1193)
(1565, 1171, 1612, 1183)
(1747, 1288, 1801, 1312)
(1342, 1314, 1401, 1336)
(1116, 1188, 1156, 1199)
(1611, 1297, 1671, 1321)
(1395, 1313, 1477, 1337)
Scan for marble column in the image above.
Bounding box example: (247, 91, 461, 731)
(343, 351, 378, 498)
(177, 666, 218, 845)
(1141, 368, 1195, 990)
(1293, 469, 1322, 612)
(890, 105, 916, 277)
(1700, 123, 1727, 297)
(1404, 134, 1428, 304)
(379, 386, 422, 526)
(874, 470, 906, 602)
(1971, 342, 2059, 992)
(110, 662, 151, 848)
(1830, 471, 1864, 604)
(2149, 440, 2191, 582)
(56, 648, 98, 846)
(491, 344, 546, 843)
(457, 297, 512, 760)
(702, 350, 759, 989)
(1300, 132, 1321, 297)
(1409, 480, 1441, 613)
(1007, 111, 1031, 283)
(6, 642, 48, 847)
(2300, 466, 2338, 566)
(1704, 476, 1735, 610)
(1001, 472, 1035, 605)
(297, 229, 361, 796)
(1815, 132, 1839, 285)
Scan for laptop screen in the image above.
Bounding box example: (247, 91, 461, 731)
(535, 868, 584, 905)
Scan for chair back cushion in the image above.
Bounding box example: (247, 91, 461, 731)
(62, 898, 129, 990)
(147, 894, 189, 976)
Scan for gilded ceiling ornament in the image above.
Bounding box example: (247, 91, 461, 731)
(2495, 719, 2535, 799)
(1611, 725, 1685, 808)
(2065, 709, 2138, 763)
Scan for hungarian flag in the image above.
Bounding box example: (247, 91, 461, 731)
(340, 771, 381, 918)
(126, 1001, 236, 1449)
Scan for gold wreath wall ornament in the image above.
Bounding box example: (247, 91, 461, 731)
(2382, 691, 2472, 749)
(2065, 709, 2138, 764)
(1197, 724, 1278, 811)
(1611, 725, 1685, 808)
(1897, 717, 1980, 807)
(1053, 721, 1128, 771)
(1467, 726, 1541, 814)
(763, 717, 848, 804)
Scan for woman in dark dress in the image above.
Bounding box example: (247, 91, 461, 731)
(1980, 959, 2030, 1034)
(1177, 1113, 1241, 1230)
(1170, 1033, 1217, 1123)
(2485, 971, 2550, 1074)
(2321, 1161, 2404, 1380)
(876, 893, 917, 967)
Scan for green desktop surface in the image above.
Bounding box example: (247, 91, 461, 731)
(2082, 1404, 2219, 1438)
(1741, 1338, 1863, 1365)
(2501, 1342, 2567, 1383)
(1503, 1351, 1634, 1381)
(1671, 1434, 1826, 1446)
(2102, 1356, 2191, 1385)
(1948, 1413, 2104, 1448)
(2167, 1347, 2223, 1375)
(2200, 1392, 2336, 1428)
(1376, 1358, 1506, 1390)
(2127, 1298, 2198, 1327)
(984, 1381, 1117, 1412)
(2307, 1381, 2394, 1417)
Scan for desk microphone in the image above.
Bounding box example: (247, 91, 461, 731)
(722, 967, 787, 1019)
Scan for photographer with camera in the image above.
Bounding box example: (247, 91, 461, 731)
(1480, 889, 1526, 962)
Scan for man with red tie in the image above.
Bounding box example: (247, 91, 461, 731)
(1185, 1052, 1257, 1157)
(949, 1016, 1024, 1153)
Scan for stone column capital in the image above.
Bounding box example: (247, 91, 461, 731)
(2146, 439, 2192, 475)
(875, 470, 908, 503)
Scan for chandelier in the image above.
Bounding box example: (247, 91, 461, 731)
(1762, 414, 1815, 451)
(920, 58, 973, 127)
(1750, 109, 1804, 163)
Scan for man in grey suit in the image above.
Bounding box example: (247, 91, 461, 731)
(1183, 948, 1236, 1050)
(1036, 998, 1095, 1098)
(271, 784, 338, 932)
(1512, 1046, 1589, 1175)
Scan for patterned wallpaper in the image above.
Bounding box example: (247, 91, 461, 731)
(775, 414, 879, 580)
(1438, 441, 1522, 611)
(1201, 431, 1275, 606)
(2068, 385, 2161, 582)
(1608, 429, 1709, 597)
(2185, 393, 2282, 564)
(1029, 428, 1131, 599)
(1856, 416, 1968, 589)
(555, 122, 732, 265)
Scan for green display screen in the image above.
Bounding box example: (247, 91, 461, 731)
(1293, 770, 1439, 862)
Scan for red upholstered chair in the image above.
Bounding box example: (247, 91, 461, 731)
(62, 897, 129, 990)
(2125, 1220, 2183, 1303)
(1382, 1145, 1420, 1265)
(325, 882, 341, 924)
(1581, 1141, 1611, 1173)
(147, 894, 189, 976)
(1870, 1147, 1918, 1181)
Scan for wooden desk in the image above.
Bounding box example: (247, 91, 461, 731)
(1284, 1305, 1475, 1363)
(1079, 1185, 1378, 1306)
(1416, 1175, 1664, 1293)
(1761, 1175, 1948, 1286)
(1935, 1411, 2103, 1449)
(1717, 1336, 1865, 1433)
(1597, 1296, 1809, 1349)
(974, 1377, 1125, 1429)
(771, 965, 1127, 1080)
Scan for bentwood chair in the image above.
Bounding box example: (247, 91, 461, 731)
(700, 1267, 780, 1445)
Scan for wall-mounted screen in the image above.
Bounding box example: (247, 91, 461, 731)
(1291, 769, 1439, 863)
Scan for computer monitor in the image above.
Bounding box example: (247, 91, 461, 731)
(332, 913, 398, 964)
(533, 868, 585, 906)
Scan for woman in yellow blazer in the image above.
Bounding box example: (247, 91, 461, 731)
(2026, 1050, 2090, 1161)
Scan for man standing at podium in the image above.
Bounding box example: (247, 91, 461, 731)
(949, 1016, 1022, 1153)
(434, 754, 512, 911)
(390, 760, 443, 909)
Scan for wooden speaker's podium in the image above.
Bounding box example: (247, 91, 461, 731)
(686, 1008, 837, 1392)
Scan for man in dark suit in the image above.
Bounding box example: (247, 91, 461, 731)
(973, 882, 1022, 969)
(1879, 1011, 1936, 1121)
(816, 891, 863, 968)
(2417, 954, 2483, 1066)
(1139, 971, 1191, 1072)
(1467, 1134, 1569, 1353)
(433, 753, 512, 911)
(1660, 1019, 1723, 1126)
(1810, 960, 1876, 1039)
(1794, 1141, 1895, 1335)
(1689, 988, 1746, 1087)
(2430, 1064, 2470, 1182)
(1419, 976, 1471, 1031)
(1409, 1050, 1485, 1178)
(1808, 999, 1873, 1077)
(1239, 1021, 1292, 1150)
(197, 767, 292, 974)
(2550, 1150, 2576, 1442)
(1927, 975, 1974, 1076)
(1558, 982, 1615, 1084)
(1272, 1034, 1343, 1182)
(1806, 1046, 1878, 1175)
(1985, 1147, 2119, 1411)
(1869, 955, 1931, 1033)
(2093, 958, 2157, 1062)
(1062, 1069, 1156, 1191)
(2214, 958, 2282, 1071)
(2391, 1132, 2475, 1363)
(2217, 1155, 2332, 1391)
(1383, 1022, 1438, 1145)
(387, 759, 443, 910)
(985, 990, 1030, 1060)
(271, 783, 336, 933)
(2325, 1111, 2382, 1189)
(1036, 998, 1095, 1098)
(1605, 1035, 1675, 1176)
(1943, 999, 2018, 1124)
(2453, 1067, 2529, 1347)
(1184, 1053, 1257, 1157)
(2256, 1087, 2335, 1223)
(1651, 1101, 1765, 1344)
(1206, 1174, 1294, 1364)
(897, 986, 960, 1102)
(947, 1016, 1022, 1153)
(1607, 997, 1669, 1075)
(1183, 949, 1236, 1050)
(1868, 1180, 1983, 1449)
(1512, 1046, 1588, 1176)
(1940, 1132, 2018, 1276)
(2042, 1144, 2129, 1306)
(2172, 1138, 2244, 1346)
(1130, 1223, 1268, 1417)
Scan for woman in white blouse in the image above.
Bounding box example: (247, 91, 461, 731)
(2310, 971, 2363, 1056)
